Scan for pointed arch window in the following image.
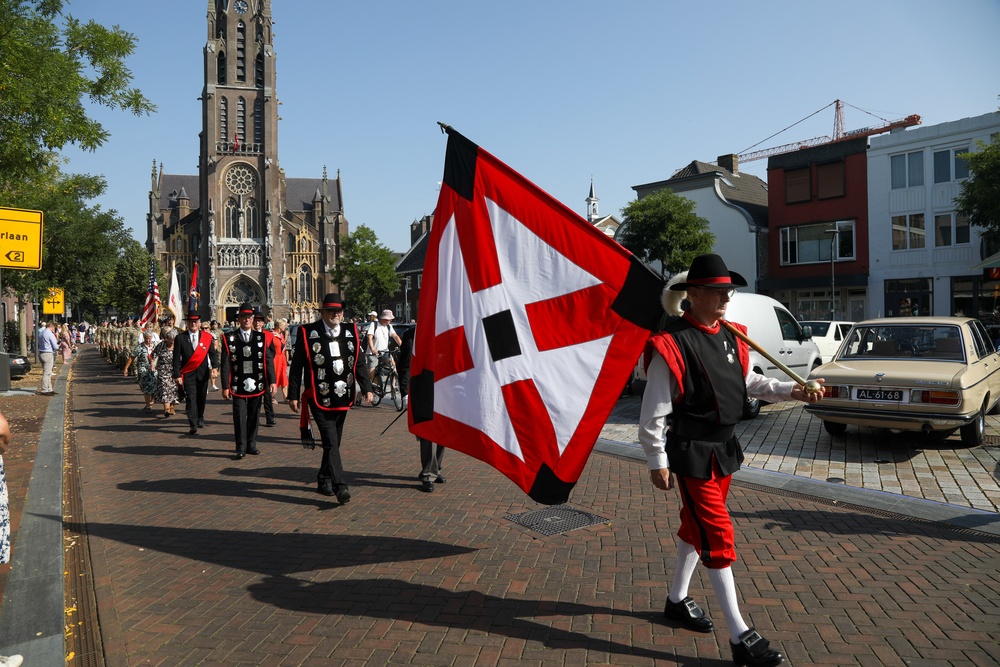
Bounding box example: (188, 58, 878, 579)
(236, 21, 246, 81)
(253, 99, 262, 144)
(176, 264, 188, 299)
(219, 97, 228, 141)
(245, 199, 260, 238)
(255, 52, 264, 88)
(217, 51, 227, 85)
(298, 265, 314, 303)
(225, 198, 240, 238)
(287, 233, 294, 252)
(236, 97, 246, 147)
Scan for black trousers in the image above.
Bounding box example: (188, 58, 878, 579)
(262, 383, 274, 423)
(231, 394, 263, 454)
(419, 438, 445, 482)
(309, 405, 347, 489)
(183, 372, 210, 428)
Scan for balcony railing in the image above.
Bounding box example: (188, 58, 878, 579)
(216, 141, 262, 155)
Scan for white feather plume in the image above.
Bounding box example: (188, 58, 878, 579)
(661, 271, 688, 316)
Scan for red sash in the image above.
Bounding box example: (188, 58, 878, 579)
(180, 330, 213, 375)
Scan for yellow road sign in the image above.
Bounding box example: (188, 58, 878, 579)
(0, 206, 44, 270)
(43, 287, 64, 315)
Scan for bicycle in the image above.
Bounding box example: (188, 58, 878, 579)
(370, 350, 403, 411)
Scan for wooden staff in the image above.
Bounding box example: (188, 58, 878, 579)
(719, 320, 823, 394)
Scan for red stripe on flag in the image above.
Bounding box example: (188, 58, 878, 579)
(432, 326, 474, 381)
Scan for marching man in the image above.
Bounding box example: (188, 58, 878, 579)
(220, 303, 276, 459)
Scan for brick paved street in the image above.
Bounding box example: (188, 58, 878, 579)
(3, 347, 1000, 665)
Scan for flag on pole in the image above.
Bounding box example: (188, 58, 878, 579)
(188, 261, 200, 312)
(167, 260, 184, 323)
(137, 259, 160, 328)
(408, 126, 664, 505)
(233, 131, 240, 151)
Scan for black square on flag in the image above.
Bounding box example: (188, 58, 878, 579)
(483, 309, 521, 362)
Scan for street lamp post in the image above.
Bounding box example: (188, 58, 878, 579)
(403, 276, 411, 322)
(825, 228, 839, 319)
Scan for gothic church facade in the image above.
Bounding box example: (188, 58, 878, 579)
(146, 0, 346, 323)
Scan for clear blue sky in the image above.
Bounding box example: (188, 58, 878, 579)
(62, 0, 1000, 254)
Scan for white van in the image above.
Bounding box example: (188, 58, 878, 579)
(629, 292, 823, 419)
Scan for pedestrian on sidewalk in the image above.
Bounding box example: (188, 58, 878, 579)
(36, 321, 59, 396)
(221, 304, 276, 459)
(287, 293, 374, 503)
(0, 409, 25, 667)
(173, 311, 214, 435)
(639, 254, 824, 667)
(396, 324, 445, 493)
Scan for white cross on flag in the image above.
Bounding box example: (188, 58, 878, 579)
(409, 127, 663, 505)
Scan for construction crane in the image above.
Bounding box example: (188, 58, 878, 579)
(737, 100, 921, 163)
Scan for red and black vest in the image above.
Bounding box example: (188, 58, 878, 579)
(300, 320, 361, 411)
(223, 329, 268, 398)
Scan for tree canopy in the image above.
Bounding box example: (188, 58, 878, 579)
(956, 118, 1000, 249)
(616, 189, 715, 278)
(328, 225, 401, 316)
(105, 238, 160, 318)
(0, 0, 155, 186)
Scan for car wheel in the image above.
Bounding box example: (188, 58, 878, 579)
(960, 401, 986, 447)
(823, 420, 847, 436)
(742, 396, 761, 420)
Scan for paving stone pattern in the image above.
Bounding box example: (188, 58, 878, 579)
(66, 349, 1000, 666)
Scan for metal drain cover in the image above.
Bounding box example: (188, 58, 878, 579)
(505, 504, 610, 536)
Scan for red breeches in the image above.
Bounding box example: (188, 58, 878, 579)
(674, 461, 736, 568)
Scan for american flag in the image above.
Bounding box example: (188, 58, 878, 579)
(138, 259, 159, 328)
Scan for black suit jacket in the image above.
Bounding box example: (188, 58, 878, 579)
(173, 330, 212, 382)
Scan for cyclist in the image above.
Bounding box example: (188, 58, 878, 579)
(366, 309, 401, 382)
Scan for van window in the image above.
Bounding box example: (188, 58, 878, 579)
(774, 307, 801, 341)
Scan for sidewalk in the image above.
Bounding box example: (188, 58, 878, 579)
(1, 346, 999, 665)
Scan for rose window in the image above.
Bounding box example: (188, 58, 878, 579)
(225, 165, 257, 195)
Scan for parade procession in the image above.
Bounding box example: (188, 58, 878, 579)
(1, 1, 999, 666)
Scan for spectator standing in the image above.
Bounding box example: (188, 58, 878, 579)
(396, 325, 446, 493)
(37, 321, 59, 396)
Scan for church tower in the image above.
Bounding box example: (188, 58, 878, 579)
(147, 0, 347, 323)
(586, 178, 599, 223)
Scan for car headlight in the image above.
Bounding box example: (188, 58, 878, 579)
(910, 389, 960, 406)
(10, 359, 24, 366)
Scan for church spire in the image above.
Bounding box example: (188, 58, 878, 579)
(586, 178, 599, 223)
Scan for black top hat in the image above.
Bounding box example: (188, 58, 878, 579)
(236, 303, 255, 317)
(186, 310, 201, 321)
(669, 253, 748, 291)
(253, 308, 266, 320)
(320, 293, 344, 310)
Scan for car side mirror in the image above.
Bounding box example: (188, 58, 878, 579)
(799, 325, 813, 341)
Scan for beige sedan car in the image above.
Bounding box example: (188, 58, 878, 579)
(806, 317, 1000, 446)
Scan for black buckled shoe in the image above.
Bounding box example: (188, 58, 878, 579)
(731, 628, 783, 667)
(663, 596, 713, 633)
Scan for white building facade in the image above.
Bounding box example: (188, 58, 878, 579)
(867, 112, 1000, 320)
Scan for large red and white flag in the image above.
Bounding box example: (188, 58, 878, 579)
(188, 261, 200, 312)
(409, 126, 663, 505)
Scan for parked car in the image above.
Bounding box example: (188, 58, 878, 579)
(798, 320, 855, 363)
(805, 316, 1000, 446)
(8, 354, 31, 379)
(630, 292, 823, 419)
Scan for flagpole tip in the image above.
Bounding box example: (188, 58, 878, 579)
(437, 122, 450, 134)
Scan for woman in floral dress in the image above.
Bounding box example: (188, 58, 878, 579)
(123, 330, 158, 412)
(153, 329, 180, 417)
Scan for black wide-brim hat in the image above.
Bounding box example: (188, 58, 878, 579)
(236, 303, 255, 317)
(668, 253, 748, 291)
(320, 293, 344, 310)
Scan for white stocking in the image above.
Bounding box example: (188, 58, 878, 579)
(668, 540, 701, 603)
(707, 566, 751, 643)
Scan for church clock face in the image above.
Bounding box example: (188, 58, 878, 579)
(234, 0, 248, 13)
(225, 165, 257, 195)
